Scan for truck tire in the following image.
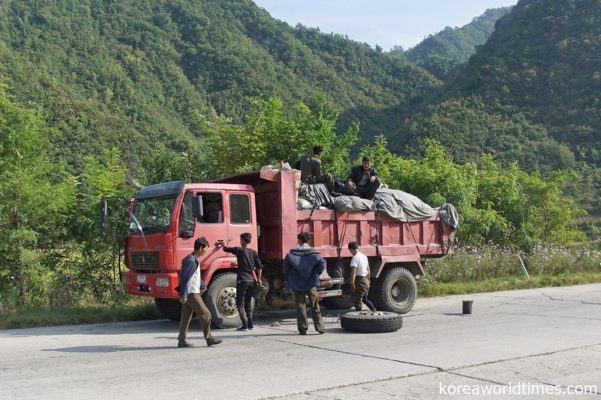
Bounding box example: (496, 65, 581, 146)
(320, 296, 354, 310)
(372, 267, 417, 314)
(340, 311, 403, 333)
(205, 272, 242, 329)
(155, 298, 182, 321)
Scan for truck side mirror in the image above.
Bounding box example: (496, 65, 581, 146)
(192, 195, 204, 219)
(99, 199, 108, 230)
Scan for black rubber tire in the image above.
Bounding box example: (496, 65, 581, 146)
(340, 311, 403, 333)
(204, 272, 246, 329)
(372, 267, 417, 314)
(320, 295, 354, 310)
(155, 298, 182, 321)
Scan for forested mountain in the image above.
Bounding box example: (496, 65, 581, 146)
(0, 0, 439, 169)
(397, 0, 601, 168)
(402, 7, 512, 80)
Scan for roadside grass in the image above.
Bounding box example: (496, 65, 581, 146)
(0, 298, 161, 330)
(419, 272, 601, 297)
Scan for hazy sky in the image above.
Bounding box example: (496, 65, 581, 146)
(253, 0, 518, 50)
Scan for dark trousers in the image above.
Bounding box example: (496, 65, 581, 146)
(315, 173, 335, 192)
(355, 178, 381, 200)
(178, 293, 213, 342)
(236, 280, 254, 327)
(293, 287, 325, 333)
(353, 276, 375, 311)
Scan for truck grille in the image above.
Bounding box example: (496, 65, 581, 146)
(131, 252, 159, 270)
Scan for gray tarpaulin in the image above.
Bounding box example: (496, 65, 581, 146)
(374, 189, 459, 228)
(333, 196, 373, 212)
(298, 182, 459, 229)
(298, 183, 333, 208)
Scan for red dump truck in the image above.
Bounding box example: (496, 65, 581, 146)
(106, 169, 456, 328)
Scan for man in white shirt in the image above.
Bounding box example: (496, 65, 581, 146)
(177, 237, 222, 348)
(348, 241, 376, 311)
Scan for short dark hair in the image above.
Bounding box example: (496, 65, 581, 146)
(240, 232, 252, 243)
(297, 232, 311, 244)
(362, 156, 371, 162)
(348, 241, 359, 250)
(194, 237, 209, 250)
(313, 146, 323, 155)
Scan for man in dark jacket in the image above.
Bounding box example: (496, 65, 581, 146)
(295, 146, 335, 192)
(346, 156, 381, 200)
(177, 237, 222, 348)
(283, 232, 326, 335)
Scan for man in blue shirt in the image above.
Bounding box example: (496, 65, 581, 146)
(283, 232, 326, 335)
(177, 237, 222, 348)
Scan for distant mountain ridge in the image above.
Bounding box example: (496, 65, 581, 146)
(397, 0, 601, 170)
(0, 0, 439, 167)
(402, 7, 512, 80)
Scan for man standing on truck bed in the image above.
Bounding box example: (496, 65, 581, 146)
(177, 237, 222, 348)
(295, 146, 335, 192)
(219, 233, 263, 331)
(283, 232, 326, 335)
(346, 156, 381, 200)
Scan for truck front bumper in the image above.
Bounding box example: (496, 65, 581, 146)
(122, 271, 179, 298)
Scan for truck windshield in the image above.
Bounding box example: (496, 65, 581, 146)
(130, 196, 177, 234)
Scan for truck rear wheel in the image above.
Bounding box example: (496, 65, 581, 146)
(340, 311, 403, 333)
(372, 267, 417, 314)
(155, 298, 182, 321)
(205, 272, 243, 329)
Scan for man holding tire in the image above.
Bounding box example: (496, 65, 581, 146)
(177, 237, 222, 348)
(283, 232, 326, 335)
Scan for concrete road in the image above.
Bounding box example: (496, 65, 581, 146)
(1, 284, 600, 399)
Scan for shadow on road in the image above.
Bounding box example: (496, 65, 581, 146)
(41, 345, 175, 353)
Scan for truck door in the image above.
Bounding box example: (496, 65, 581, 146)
(175, 191, 225, 268)
(227, 193, 257, 251)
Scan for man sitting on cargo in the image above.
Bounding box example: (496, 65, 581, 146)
(346, 156, 381, 200)
(295, 146, 335, 193)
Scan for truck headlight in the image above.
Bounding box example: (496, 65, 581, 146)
(136, 274, 147, 284)
(155, 278, 170, 287)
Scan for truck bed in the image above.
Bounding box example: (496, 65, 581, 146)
(216, 169, 454, 263)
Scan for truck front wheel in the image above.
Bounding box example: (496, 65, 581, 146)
(372, 267, 417, 314)
(155, 298, 182, 321)
(205, 272, 243, 329)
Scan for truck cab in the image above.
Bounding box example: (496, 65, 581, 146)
(123, 181, 256, 312)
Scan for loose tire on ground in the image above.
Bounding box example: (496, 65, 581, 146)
(155, 298, 182, 321)
(204, 272, 247, 329)
(340, 311, 403, 333)
(371, 266, 417, 314)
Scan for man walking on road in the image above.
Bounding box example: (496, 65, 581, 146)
(283, 232, 326, 335)
(177, 237, 222, 348)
